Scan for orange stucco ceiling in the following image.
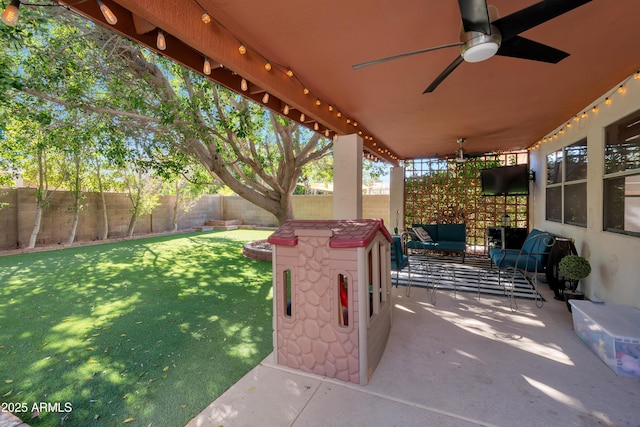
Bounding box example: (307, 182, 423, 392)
(66, 0, 640, 163)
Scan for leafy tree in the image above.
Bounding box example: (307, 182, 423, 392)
(2, 8, 333, 226)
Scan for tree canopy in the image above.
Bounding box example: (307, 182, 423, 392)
(1, 5, 337, 225)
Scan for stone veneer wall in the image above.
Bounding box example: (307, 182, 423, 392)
(274, 229, 361, 383)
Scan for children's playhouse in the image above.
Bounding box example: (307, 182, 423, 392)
(267, 219, 393, 385)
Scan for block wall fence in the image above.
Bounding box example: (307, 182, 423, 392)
(0, 189, 389, 250)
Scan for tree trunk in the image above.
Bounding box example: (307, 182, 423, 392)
(126, 208, 138, 237)
(67, 211, 79, 245)
(27, 204, 42, 249)
(27, 147, 46, 249)
(95, 162, 109, 240)
(172, 180, 179, 232)
(100, 190, 109, 240)
(67, 152, 81, 245)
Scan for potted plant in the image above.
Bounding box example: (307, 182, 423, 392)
(558, 254, 591, 311)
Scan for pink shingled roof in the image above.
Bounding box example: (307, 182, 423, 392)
(268, 219, 392, 248)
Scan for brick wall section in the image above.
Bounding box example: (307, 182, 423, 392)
(0, 189, 389, 250)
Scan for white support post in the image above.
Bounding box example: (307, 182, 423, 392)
(333, 134, 363, 220)
(389, 166, 405, 234)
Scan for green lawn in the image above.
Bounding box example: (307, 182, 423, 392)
(0, 230, 274, 426)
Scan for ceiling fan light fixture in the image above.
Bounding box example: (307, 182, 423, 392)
(460, 30, 501, 63)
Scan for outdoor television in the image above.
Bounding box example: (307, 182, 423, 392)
(480, 164, 530, 196)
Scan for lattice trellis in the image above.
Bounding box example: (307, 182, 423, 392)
(404, 152, 529, 256)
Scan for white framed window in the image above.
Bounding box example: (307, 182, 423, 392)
(545, 138, 588, 227)
(604, 109, 640, 236)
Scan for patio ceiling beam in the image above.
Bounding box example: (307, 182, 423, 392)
(62, 0, 397, 164)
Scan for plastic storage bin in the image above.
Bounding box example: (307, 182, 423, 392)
(569, 300, 640, 378)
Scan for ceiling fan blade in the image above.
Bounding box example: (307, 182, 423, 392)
(352, 42, 463, 70)
(458, 0, 491, 34)
(497, 36, 569, 63)
(423, 55, 464, 94)
(493, 0, 591, 41)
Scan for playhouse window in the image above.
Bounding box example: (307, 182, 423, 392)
(367, 245, 381, 319)
(284, 269, 292, 318)
(338, 274, 349, 327)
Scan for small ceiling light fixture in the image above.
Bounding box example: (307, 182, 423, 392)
(156, 29, 166, 50)
(203, 57, 212, 75)
(461, 31, 501, 63)
(238, 43, 247, 55)
(617, 85, 626, 94)
(605, 97, 612, 105)
(240, 78, 248, 91)
(97, 0, 117, 25)
(262, 92, 269, 103)
(201, 11, 211, 24)
(1, 0, 20, 27)
(635, 70, 640, 79)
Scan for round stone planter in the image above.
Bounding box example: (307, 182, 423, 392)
(242, 240, 272, 262)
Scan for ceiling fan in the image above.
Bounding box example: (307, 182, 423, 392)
(353, 0, 591, 93)
(455, 138, 467, 163)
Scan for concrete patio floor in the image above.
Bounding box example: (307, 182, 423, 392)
(187, 285, 640, 427)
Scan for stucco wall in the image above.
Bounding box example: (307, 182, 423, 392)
(529, 71, 640, 308)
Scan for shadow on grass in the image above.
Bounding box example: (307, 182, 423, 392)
(0, 230, 273, 426)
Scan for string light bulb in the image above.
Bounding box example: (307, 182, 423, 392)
(315, 99, 321, 106)
(303, 88, 309, 95)
(201, 12, 211, 24)
(635, 70, 640, 80)
(617, 85, 626, 94)
(605, 97, 611, 105)
(286, 68, 294, 77)
(264, 61, 272, 71)
(203, 57, 212, 75)
(592, 105, 599, 113)
(283, 105, 290, 115)
(156, 29, 166, 50)
(240, 78, 248, 91)
(238, 43, 247, 55)
(299, 113, 305, 122)
(97, 0, 117, 25)
(324, 129, 330, 137)
(262, 93, 270, 103)
(314, 122, 319, 131)
(1, 0, 20, 27)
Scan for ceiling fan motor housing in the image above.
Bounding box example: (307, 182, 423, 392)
(460, 26, 501, 62)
